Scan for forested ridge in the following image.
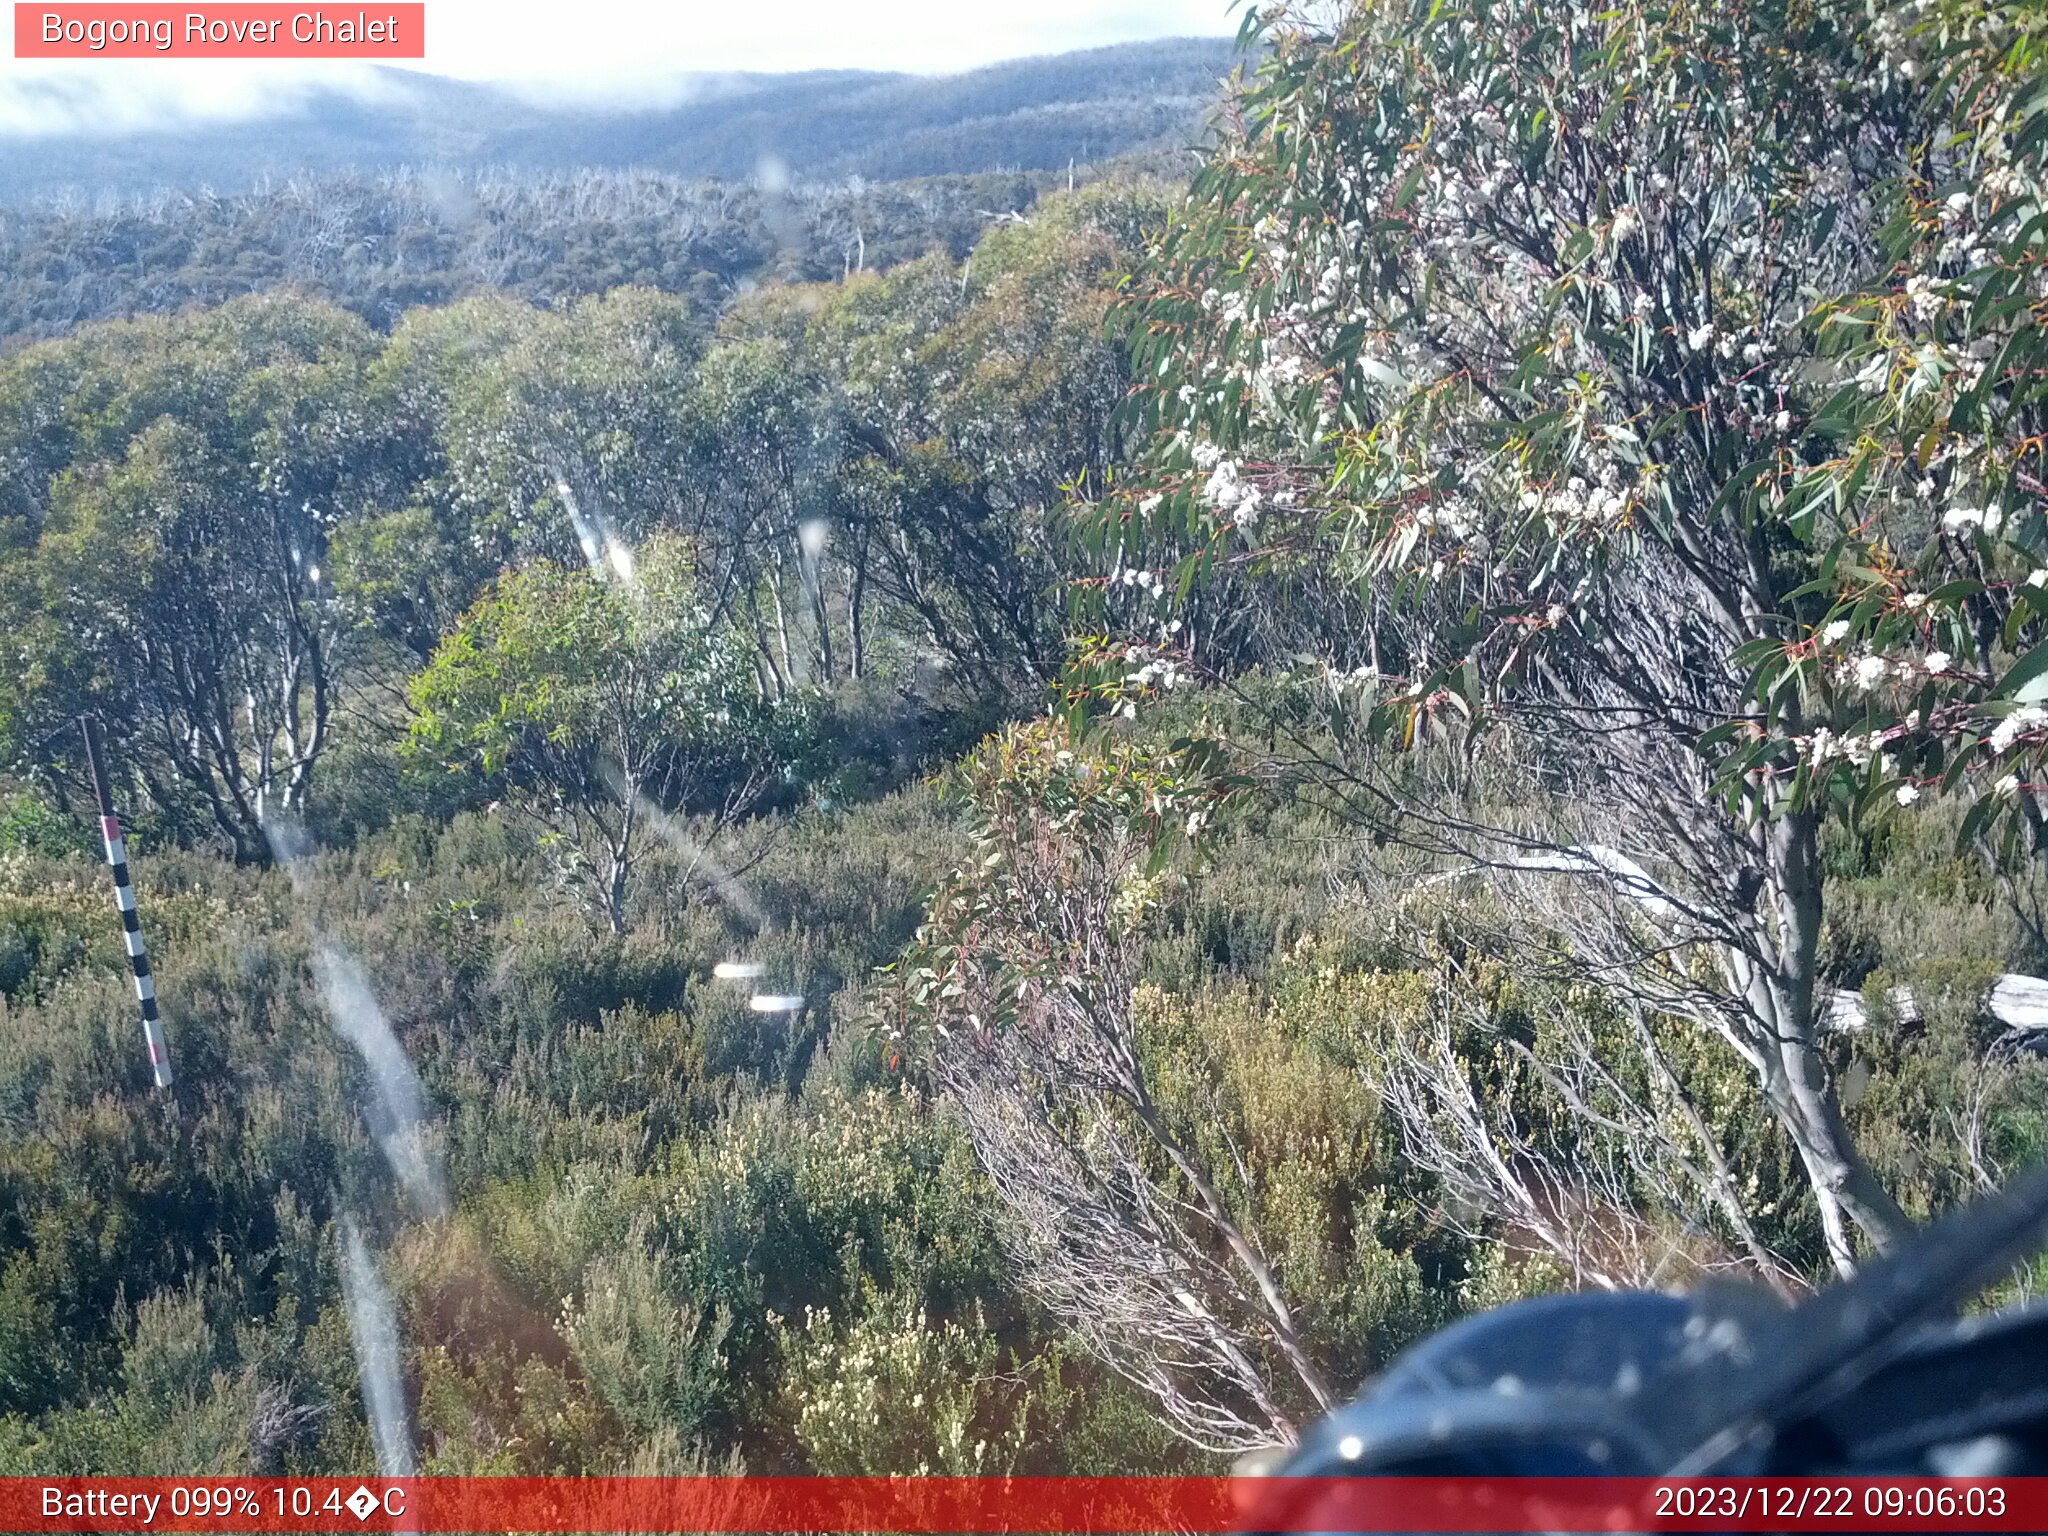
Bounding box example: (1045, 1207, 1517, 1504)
(5, 0, 2048, 1478)
(0, 38, 1235, 203)
(0, 35, 1236, 347)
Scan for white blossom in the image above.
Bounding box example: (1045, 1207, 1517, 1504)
(1203, 459, 1244, 510)
(1942, 504, 2005, 533)
(1988, 705, 2048, 754)
(1234, 484, 1264, 529)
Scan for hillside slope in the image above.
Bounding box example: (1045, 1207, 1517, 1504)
(0, 38, 1235, 203)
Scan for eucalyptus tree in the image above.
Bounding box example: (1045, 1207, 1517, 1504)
(1717, 6, 2048, 858)
(1083, 0, 1952, 1272)
(886, 720, 1338, 1451)
(680, 335, 843, 694)
(374, 288, 703, 572)
(406, 533, 784, 932)
(705, 187, 1160, 702)
(0, 296, 389, 857)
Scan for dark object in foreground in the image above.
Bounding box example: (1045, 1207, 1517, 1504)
(1269, 1162, 2048, 1504)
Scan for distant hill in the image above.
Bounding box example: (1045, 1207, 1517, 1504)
(0, 38, 1237, 204)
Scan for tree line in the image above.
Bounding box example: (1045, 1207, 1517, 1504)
(0, 184, 1154, 890)
(0, 166, 1074, 346)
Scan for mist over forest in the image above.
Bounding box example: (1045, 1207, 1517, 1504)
(0, 38, 1233, 200)
(0, 38, 1230, 346)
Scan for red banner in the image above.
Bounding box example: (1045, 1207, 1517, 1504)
(14, 6, 425, 59)
(2, 1477, 2044, 1533)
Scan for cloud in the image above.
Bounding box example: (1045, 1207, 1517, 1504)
(0, 60, 396, 138)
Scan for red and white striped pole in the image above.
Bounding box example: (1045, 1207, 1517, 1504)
(79, 715, 174, 1089)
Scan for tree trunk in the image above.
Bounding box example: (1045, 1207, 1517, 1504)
(748, 592, 786, 699)
(603, 795, 638, 936)
(1739, 809, 1911, 1275)
(800, 532, 835, 687)
(1763, 1037, 1911, 1276)
(766, 568, 795, 684)
(849, 535, 870, 682)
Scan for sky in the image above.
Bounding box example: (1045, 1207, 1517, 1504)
(0, 0, 1243, 135)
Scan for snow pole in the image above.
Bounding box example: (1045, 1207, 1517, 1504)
(79, 715, 173, 1089)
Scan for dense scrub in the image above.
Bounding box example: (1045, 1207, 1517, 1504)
(4, 709, 2044, 1472)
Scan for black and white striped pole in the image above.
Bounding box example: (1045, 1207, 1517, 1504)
(80, 715, 174, 1089)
